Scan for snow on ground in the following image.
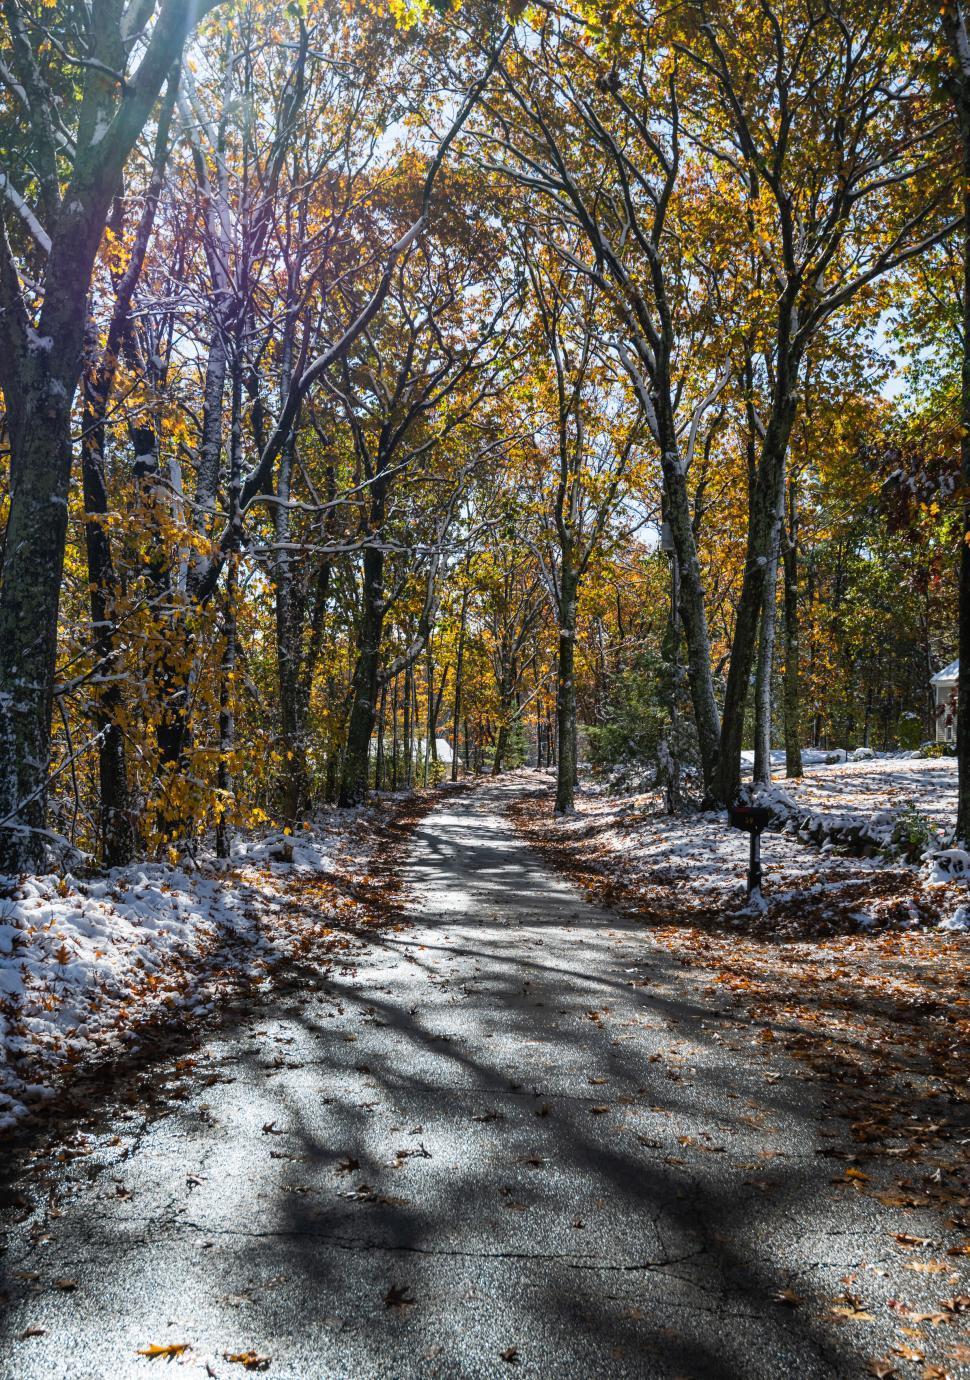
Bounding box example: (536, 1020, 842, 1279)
(0, 814, 372, 1132)
(761, 753, 956, 830)
(533, 756, 965, 938)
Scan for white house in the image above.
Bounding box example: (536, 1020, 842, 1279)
(368, 735, 458, 764)
(931, 659, 958, 743)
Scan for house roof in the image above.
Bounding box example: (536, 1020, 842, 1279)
(931, 658, 959, 686)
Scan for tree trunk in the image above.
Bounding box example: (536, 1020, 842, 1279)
(714, 460, 776, 802)
(216, 356, 243, 858)
(492, 720, 509, 775)
(376, 683, 387, 791)
(405, 664, 416, 788)
(451, 588, 468, 783)
(713, 403, 797, 804)
(782, 519, 803, 778)
(339, 542, 385, 807)
(81, 358, 136, 867)
(554, 576, 578, 814)
(0, 391, 75, 871)
(273, 339, 309, 824)
(658, 445, 721, 799)
(945, 3, 970, 842)
(753, 491, 783, 786)
(661, 546, 682, 813)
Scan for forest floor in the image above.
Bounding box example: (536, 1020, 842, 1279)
(1, 779, 968, 1379)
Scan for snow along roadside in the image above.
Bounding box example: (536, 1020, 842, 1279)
(0, 812, 377, 1131)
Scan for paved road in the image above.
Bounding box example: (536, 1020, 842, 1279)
(0, 783, 961, 1378)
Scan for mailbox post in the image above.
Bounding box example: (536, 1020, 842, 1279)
(728, 803, 775, 898)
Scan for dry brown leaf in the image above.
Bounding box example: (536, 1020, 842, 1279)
(383, 1284, 414, 1310)
(892, 1343, 925, 1362)
(223, 1351, 271, 1371)
(866, 1358, 896, 1379)
(773, 1287, 802, 1306)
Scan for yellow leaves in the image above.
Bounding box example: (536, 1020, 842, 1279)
(136, 1342, 191, 1359)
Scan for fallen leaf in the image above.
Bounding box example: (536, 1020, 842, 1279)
(831, 1293, 875, 1322)
(383, 1284, 414, 1310)
(336, 1156, 359, 1175)
(54, 1278, 77, 1291)
(832, 1305, 876, 1322)
(18, 1327, 45, 1341)
(500, 1346, 520, 1365)
(941, 1296, 970, 1314)
(773, 1288, 802, 1306)
(136, 1343, 191, 1359)
(223, 1352, 271, 1371)
(892, 1343, 925, 1362)
(866, 1359, 896, 1379)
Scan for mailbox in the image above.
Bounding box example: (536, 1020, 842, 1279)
(728, 802, 777, 898)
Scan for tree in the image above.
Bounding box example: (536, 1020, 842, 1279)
(678, 0, 956, 801)
(941, 0, 970, 840)
(479, 12, 728, 796)
(520, 241, 642, 812)
(0, 0, 223, 871)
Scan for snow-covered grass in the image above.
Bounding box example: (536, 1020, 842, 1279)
(767, 754, 956, 831)
(523, 756, 966, 936)
(0, 815, 373, 1132)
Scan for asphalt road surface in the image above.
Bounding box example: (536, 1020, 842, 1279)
(1, 782, 964, 1379)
